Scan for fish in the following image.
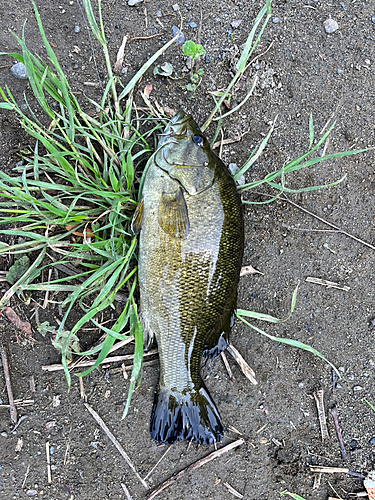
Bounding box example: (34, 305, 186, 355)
(132, 110, 244, 445)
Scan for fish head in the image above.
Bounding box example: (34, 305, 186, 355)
(155, 110, 214, 173)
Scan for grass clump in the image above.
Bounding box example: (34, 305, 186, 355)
(0, 0, 369, 411)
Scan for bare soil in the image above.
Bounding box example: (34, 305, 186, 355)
(0, 1, 374, 499)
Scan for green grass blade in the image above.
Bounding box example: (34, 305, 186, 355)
(236, 312, 340, 377)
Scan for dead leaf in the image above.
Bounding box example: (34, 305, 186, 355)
(114, 34, 128, 73)
(240, 265, 264, 276)
(65, 224, 94, 238)
(15, 437, 23, 453)
(144, 83, 153, 98)
(3, 307, 32, 336)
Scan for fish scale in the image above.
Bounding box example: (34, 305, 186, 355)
(134, 110, 244, 445)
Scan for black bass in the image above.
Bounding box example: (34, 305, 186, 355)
(132, 110, 244, 445)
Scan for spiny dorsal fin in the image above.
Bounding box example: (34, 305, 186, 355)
(131, 197, 144, 234)
(158, 187, 189, 239)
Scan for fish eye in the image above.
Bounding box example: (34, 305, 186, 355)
(192, 135, 203, 146)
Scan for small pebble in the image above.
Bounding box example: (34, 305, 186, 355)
(74, 25, 80, 33)
(128, 0, 142, 5)
(273, 17, 280, 23)
(172, 25, 185, 44)
(370, 437, 375, 444)
(371, 15, 375, 23)
(337, 68, 343, 74)
(348, 439, 358, 449)
(50, 446, 54, 454)
(1, 432, 7, 438)
(20, 104, 28, 112)
(26, 491, 38, 497)
(231, 19, 242, 29)
(353, 385, 363, 391)
(156, 10, 162, 17)
(188, 22, 197, 28)
(205, 55, 211, 64)
(324, 18, 339, 33)
(172, 3, 179, 10)
(10, 62, 28, 80)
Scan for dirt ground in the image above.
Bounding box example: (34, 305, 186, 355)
(0, 0, 375, 499)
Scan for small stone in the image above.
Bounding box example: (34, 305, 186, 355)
(338, 366, 345, 372)
(128, 0, 142, 5)
(365, 58, 371, 65)
(231, 19, 242, 29)
(172, 25, 185, 44)
(324, 18, 339, 33)
(172, 3, 179, 10)
(337, 68, 343, 74)
(370, 437, 375, 444)
(348, 439, 358, 449)
(1, 432, 7, 438)
(353, 385, 363, 391)
(156, 10, 162, 17)
(371, 15, 375, 23)
(10, 62, 28, 80)
(26, 491, 38, 497)
(273, 17, 280, 23)
(20, 104, 28, 112)
(205, 55, 211, 64)
(188, 22, 197, 28)
(348, 374, 355, 380)
(74, 25, 80, 33)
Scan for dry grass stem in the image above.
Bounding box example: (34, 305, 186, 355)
(224, 482, 244, 498)
(309, 466, 349, 474)
(114, 34, 128, 73)
(0, 344, 17, 424)
(22, 465, 30, 489)
(121, 483, 133, 500)
(226, 344, 257, 385)
(84, 402, 149, 489)
(147, 439, 244, 500)
(221, 351, 235, 382)
(313, 388, 329, 441)
(46, 441, 52, 483)
(143, 445, 171, 481)
(0, 399, 34, 409)
(306, 277, 350, 292)
(42, 349, 157, 372)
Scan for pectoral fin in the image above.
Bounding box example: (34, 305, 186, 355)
(131, 197, 144, 234)
(169, 166, 214, 196)
(158, 188, 189, 239)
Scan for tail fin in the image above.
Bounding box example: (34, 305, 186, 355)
(150, 385, 223, 445)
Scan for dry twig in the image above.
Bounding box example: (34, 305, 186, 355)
(147, 439, 244, 500)
(330, 408, 346, 459)
(0, 343, 17, 424)
(46, 441, 52, 483)
(306, 277, 350, 292)
(313, 388, 329, 441)
(224, 482, 244, 498)
(84, 403, 148, 489)
(221, 351, 235, 382)
(226, 344, 257, 385)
